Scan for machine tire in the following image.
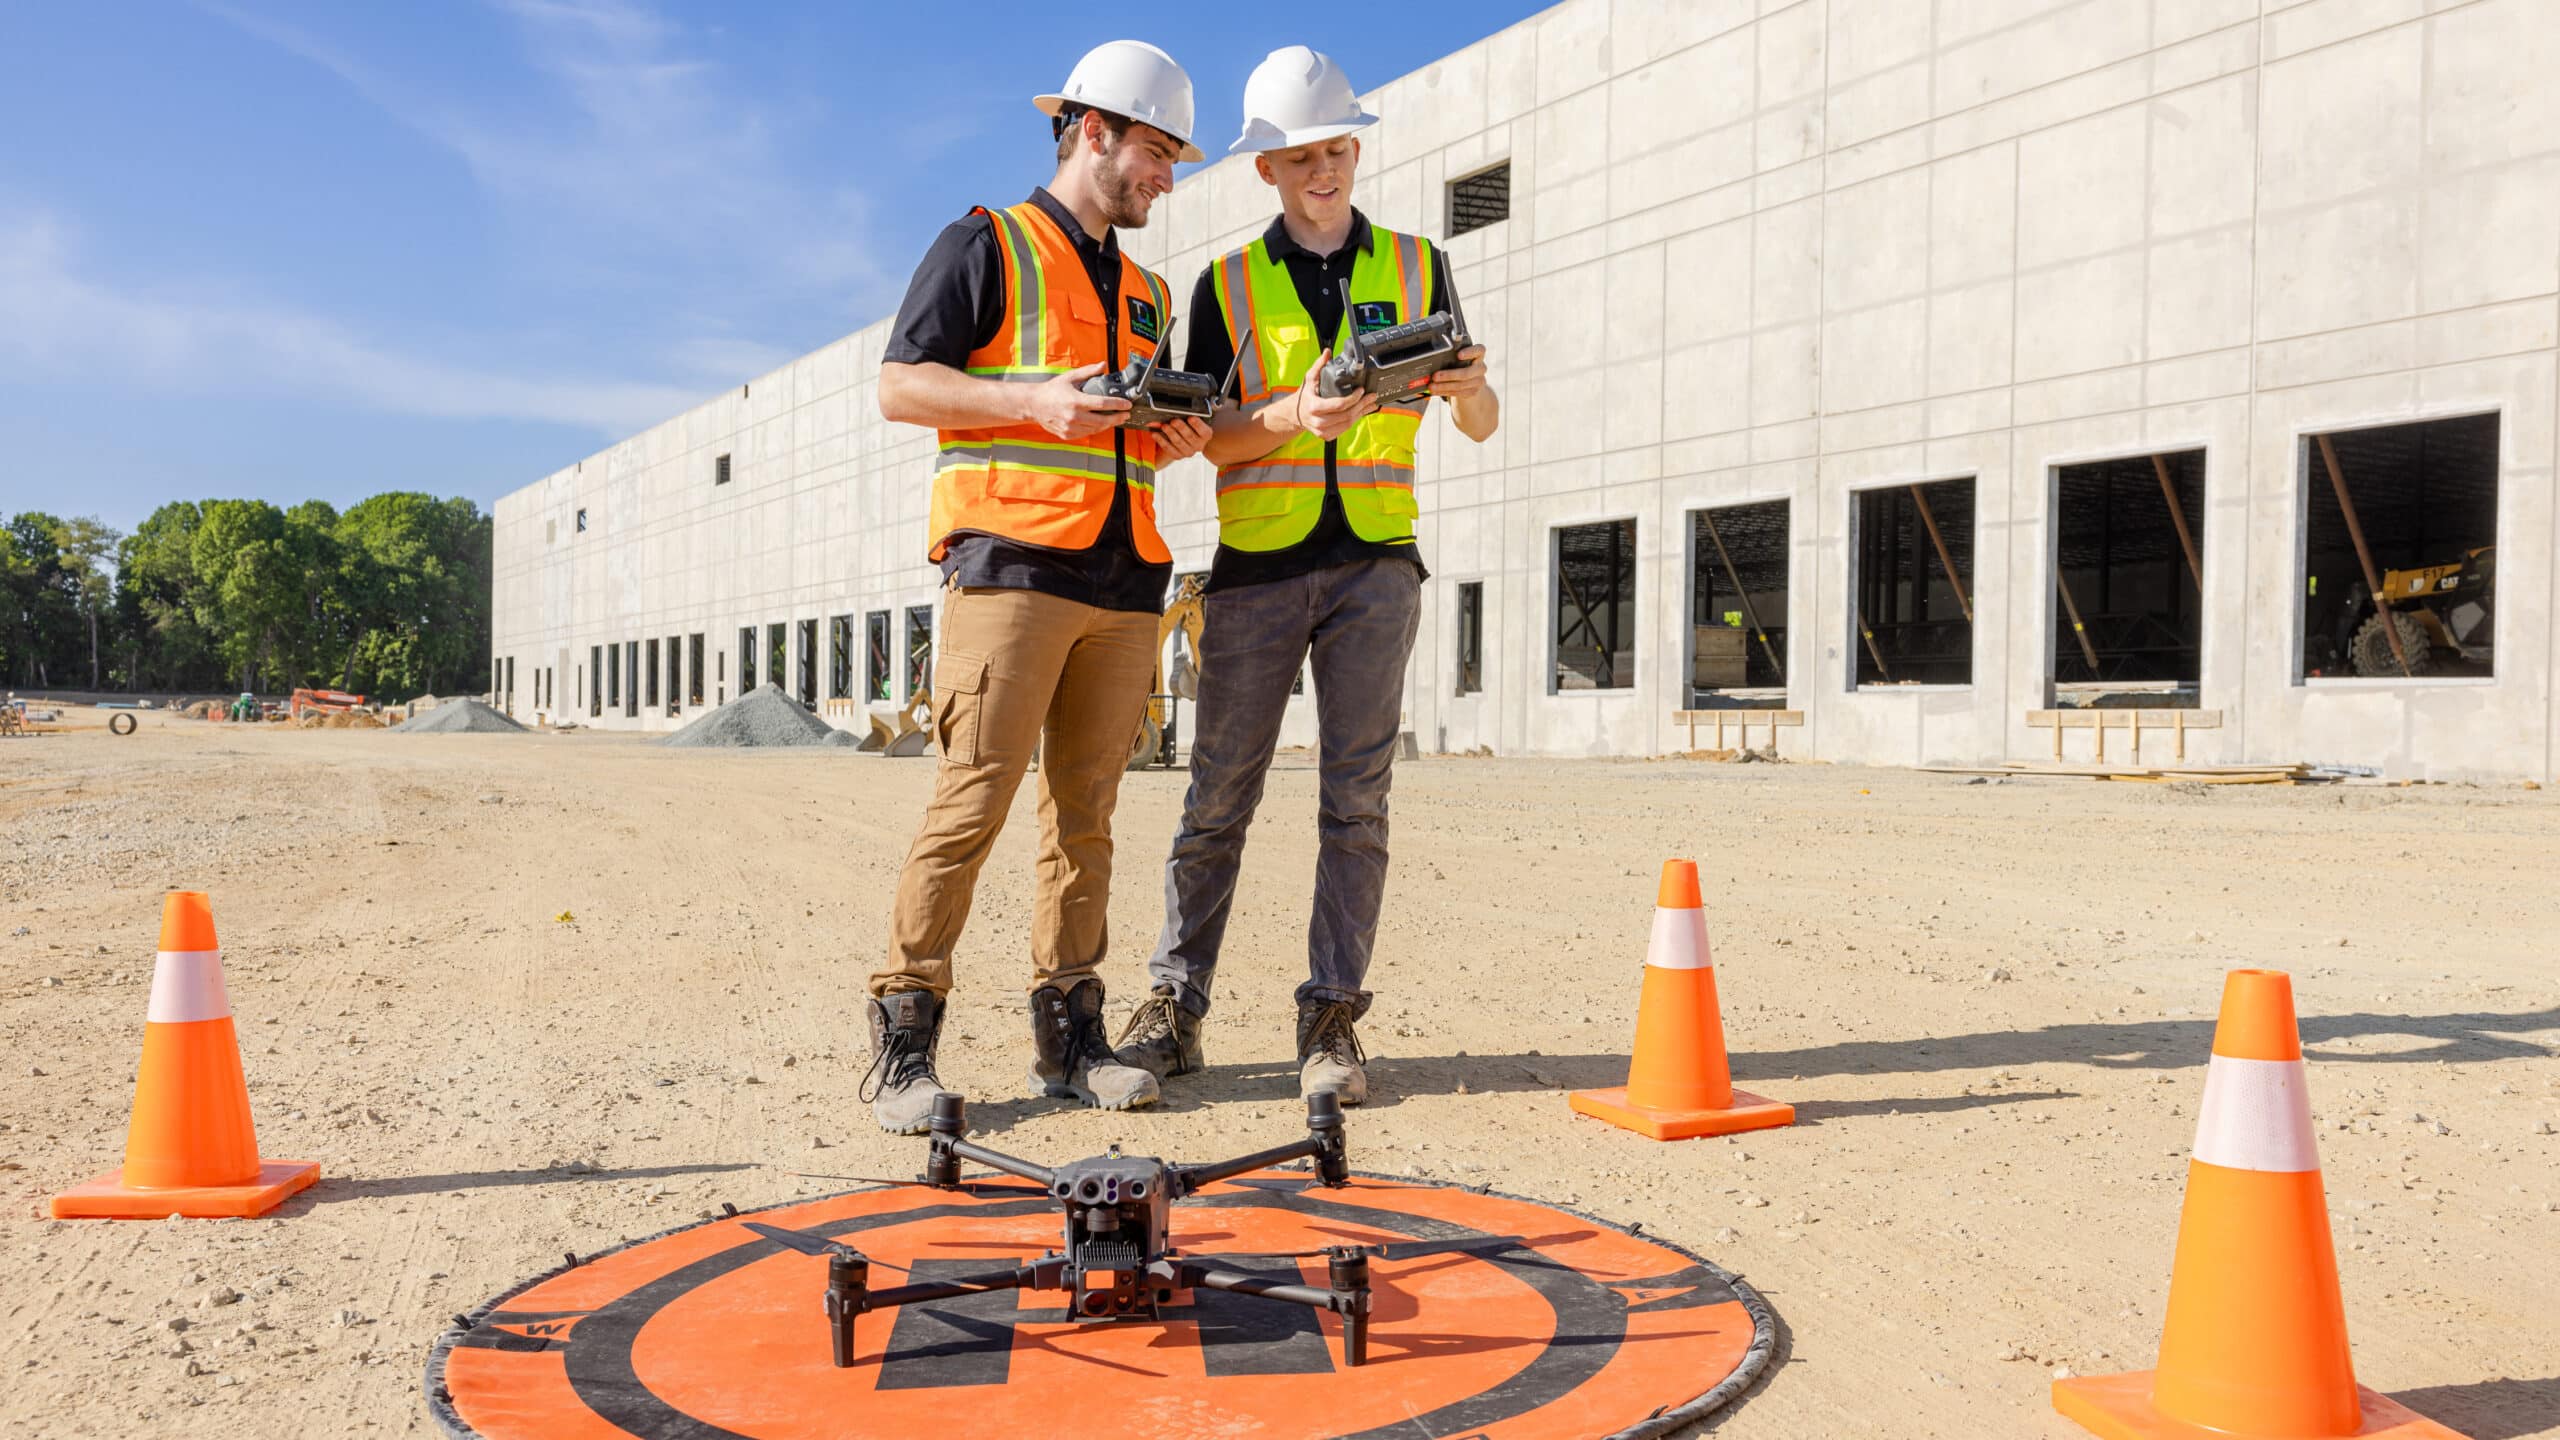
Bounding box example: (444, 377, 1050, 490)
(2350, 609, 2434, 678)
(109, 712, 138, 735)
(1126, 715, 1162, 770)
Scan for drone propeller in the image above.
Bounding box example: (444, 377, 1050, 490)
(1197, 1233, 1526, 1265)
(789, 1171, 1050, 1199)
(742, 1221, 864, 1259)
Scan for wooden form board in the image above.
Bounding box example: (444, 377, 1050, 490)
(1671, 708, 1803, 753)
(2026, 707, 2221, 764)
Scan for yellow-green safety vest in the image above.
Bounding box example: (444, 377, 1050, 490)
(1210, 226, 1437, 553)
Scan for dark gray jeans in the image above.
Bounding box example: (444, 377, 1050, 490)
(1147, 557, 1421, 1019)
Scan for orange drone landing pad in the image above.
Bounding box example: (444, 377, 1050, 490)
(427, 1172, 1778, 1440)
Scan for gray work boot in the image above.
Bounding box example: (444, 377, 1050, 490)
(1112, 982, 1205, 1081)
(1296, 998, 1370, 1106)
(861, 992, 957, 1135)
(1028, 978, 1160, 1110)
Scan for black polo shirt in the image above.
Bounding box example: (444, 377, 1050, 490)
(1183, 209, 1452, 594)
(883, 187, 1172, 614)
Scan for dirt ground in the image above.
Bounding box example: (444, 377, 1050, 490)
(3, 707, 2555, 1439)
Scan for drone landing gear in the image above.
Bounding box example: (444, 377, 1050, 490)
(1184, 1249, 1373, 1366)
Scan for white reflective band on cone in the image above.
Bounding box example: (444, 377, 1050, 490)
(2190, 1054, 2320, 1172)
(146, 950, 231, 1023)
(1646, 907, 1712, 970)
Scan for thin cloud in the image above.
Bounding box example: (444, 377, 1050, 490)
(0, 208, 701, 435)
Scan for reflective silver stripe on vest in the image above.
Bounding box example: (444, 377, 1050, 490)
(1215, 460, 1412, 494)
(1219, 249, 1267, 401)
(1393, 230, 1429, 320)
(937, 443, 1157, 491)
(988, 207, 1045, 367)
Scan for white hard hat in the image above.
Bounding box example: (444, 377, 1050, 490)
(1230, 45, 1379, 155)
(1035, 40, 1203, 163)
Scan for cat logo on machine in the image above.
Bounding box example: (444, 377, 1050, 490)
(428, 1176, 1778, 1440)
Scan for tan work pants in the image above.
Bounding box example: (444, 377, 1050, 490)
(874, 585, 1158, 998)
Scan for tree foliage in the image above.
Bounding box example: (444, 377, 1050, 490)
(3, 493, 490, 700)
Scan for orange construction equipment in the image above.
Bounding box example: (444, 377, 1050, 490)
(2053, 968, 2467, 1440)
(1568, 860, 1793, 1141)
(51, 892, 319, 1219)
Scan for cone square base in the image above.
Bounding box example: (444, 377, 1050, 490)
(1568, 1086, 1794, 1141)
(2054, 1371, 2469, 1440)
(51, 1160, 319, 1220)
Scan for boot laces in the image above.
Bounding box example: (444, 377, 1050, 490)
(1116, 990, 1185, 1050)
(1303, 1002, 1366, 1068)
(859, 1021, 940, 1103)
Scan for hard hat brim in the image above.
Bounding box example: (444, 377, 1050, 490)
(1035, 94, 1206, 163)
(1226, 111, 1379, 156)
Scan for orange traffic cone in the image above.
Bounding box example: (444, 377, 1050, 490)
(2053, 969, 2466, 1439)
(1569, 860, 1793, 1140)
(52, 893, 319, 1219)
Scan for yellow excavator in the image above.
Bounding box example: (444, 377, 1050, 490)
(1129, 574, 1206, 769)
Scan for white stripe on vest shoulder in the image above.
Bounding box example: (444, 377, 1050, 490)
(1646, 907, 1712, 970)
(2190, 1054, 2321, 1172)
(146, 950, 233, 1024)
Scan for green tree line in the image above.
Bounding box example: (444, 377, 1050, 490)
(1, 494, 491, 700)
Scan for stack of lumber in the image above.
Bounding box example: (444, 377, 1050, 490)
(1924, 761, 2312, 785)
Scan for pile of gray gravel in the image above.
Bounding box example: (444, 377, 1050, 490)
(659, 683, 857, 748)
(390, 698, 527, 734)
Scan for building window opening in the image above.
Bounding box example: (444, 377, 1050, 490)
(606, 642, 621, 708)
(588, 647, 600, 716)
(664, 634, 681, 712)
(715, 453, 732, 486)
(1853, 479, 1976, 687)
(739, 626, 758, 691)
(866, 611, 892, 701)
(575, 508, 588, 533)
(1554, 519, 1637, 691)
(2051, 450, 2205, 702)
(829, 615, 854, 700)
(905, 606, 934, 698)
(644, 638, 660, 709)
(797, 618, 819, 706)
(1448, 162, 1510, 238)
(625, 641, 640, 717)
(1688, 500, 1789, 702)
(766, 623, 788, 698)
(687, 633, 705, 706)
(2300, 413, 2498, 680)
(1455, 581, 1483, 696)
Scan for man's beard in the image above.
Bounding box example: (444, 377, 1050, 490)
(1094, 150, 1152, 230)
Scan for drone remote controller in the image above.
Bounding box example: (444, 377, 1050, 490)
(1315, 277, 1473, 403)
(1080, 315, 1236, 428)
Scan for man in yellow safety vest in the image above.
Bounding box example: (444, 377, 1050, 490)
(1114, 46, 1498, 1105)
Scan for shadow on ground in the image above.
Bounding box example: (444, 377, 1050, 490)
(2386, 1375, 2560, 1440)
(284, 1161, 754, 1207)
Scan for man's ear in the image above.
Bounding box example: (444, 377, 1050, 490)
(1255, 154, 1276, 187)
(1080, 108, 1110, 155)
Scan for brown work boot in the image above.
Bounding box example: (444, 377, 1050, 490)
(1112, 982, 1205, 1081)
(861, 992, 957, 1136)
(1296, 998, 1370, 1107)
(1028, 979, 1160, 1111)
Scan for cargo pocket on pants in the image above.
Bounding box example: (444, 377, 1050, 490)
(934, 650, 987, 766)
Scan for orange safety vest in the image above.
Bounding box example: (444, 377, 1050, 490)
(929, 201, 1174, 564)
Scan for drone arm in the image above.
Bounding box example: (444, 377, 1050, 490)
(859, 1262, 1052, 1311)
(941, 1137, 1056, 1188)
(1170, 1136, 1318, 1195)
(1185, 1266, 1335, 1310)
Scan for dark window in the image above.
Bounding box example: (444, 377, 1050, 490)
(866, 612, 892, 701)
(688, 634, 705, 705)
(606, 643, 620, 707)
(2052, 452, 2206, 689)
(505, 656, 516, 711)
(625, 641, 640, 717)
(715, 453, 732, 486)
(797, 618, 818, 705)
(587, 647, 599, 715)
(1554, 520, 1637, 690)
(1854, 479, 1976, 687)
(905, 606, 934, 698)
(1690, 500, 1790, 695)
(492, 660, 502, 700)
(644, 638, 660, 707)
(575, 507, 588, 532)
(665, 635, 681, 710)
(2300, 413, 2498, 681)
(767, 623, 787, 698)
(1455, 582, 1483, 695)
(739, 626, 758, 691)
(1292, 665, 1305, 697)
(1448, 162, 1510, 237)
(829, 615, 854, 699)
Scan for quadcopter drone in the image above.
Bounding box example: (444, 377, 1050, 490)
(746, 1092, 1518, 1369)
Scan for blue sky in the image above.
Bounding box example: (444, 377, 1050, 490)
(0, 1, 1552, 537)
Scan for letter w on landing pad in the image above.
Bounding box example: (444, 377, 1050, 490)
(876, 1258, 1335, 1390)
